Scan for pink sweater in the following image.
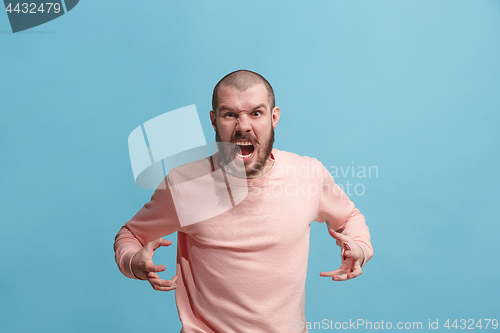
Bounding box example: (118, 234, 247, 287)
(114, 149, 373, 332)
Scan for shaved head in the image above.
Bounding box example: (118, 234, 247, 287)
(212, 70, 275, 115)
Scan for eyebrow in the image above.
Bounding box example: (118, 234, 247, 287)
(219, 106, 235, 113)
(251, 103, 266, 111)
(219, 103, 267, 114)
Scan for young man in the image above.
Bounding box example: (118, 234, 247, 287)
(114, 70, 373, 332)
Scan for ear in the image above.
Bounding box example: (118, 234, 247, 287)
(271, 106, 281, 130)
(210, 110, 217, 132)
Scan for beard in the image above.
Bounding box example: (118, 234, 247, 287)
(215, 126, 275, 178)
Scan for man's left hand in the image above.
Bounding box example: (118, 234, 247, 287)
(320, 229, 364, 281)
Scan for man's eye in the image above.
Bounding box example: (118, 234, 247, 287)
(224, 112, 236, 118)
(253, 111, 262, 116)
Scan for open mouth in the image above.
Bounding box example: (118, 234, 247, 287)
(235, 141, 255, 160)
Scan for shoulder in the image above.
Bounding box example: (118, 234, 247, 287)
(273, 149, 327, 180)
(167, 156, 212, 186)
(274, 149, 325, 169)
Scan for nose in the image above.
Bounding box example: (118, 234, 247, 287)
(236, 114, 251, 133)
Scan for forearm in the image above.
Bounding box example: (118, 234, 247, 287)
(336, 208, 373, 266)
(114, 225, 144, 279)
(114, 179, 181, 279)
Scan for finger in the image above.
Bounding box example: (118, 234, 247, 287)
(324, 261, 350, 274)
(343, 244, 364, 262)
(147, 272, 179, 284)
(343, 252, 362, 263)
(148, 277, 177, 292)
(145, 261, 166, 273)
(320, 268, 348, 277)
(340, 242, 351, 260)
(321, 260, 362, 281)
(322, 271, 349, 281)
(331, 273, 350, 281)
(343, 249, 361, 260)
(323, 266, 352, 281)
(328, 229, 351, 243)
(149, 276, 175, 287)
(347, 266, 363, 279)
(149, 279, 177, 291)
(148, 237, 173, 251)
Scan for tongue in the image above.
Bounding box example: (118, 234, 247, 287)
(240, 145, 254, 156)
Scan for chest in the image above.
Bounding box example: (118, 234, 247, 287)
(183, 177, 320, 250)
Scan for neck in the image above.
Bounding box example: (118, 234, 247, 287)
(246, 153, 275, 179)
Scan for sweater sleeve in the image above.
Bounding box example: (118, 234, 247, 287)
(113, 177, 181, 279)
(315, 165, 373, 266)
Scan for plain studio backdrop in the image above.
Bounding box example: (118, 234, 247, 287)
(1, 1, 499, 332)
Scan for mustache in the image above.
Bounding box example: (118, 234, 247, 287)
(232, 132, 260, 145)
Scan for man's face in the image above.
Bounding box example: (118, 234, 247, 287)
(210, 83, 280, 178)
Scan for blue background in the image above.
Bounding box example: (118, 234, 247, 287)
(1, 0, 499, 332)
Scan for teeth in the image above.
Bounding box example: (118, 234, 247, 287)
(236, 142, 253, 146)
(237, 152, 253, 158)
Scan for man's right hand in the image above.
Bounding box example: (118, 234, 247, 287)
(131, 237, 178, 292)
